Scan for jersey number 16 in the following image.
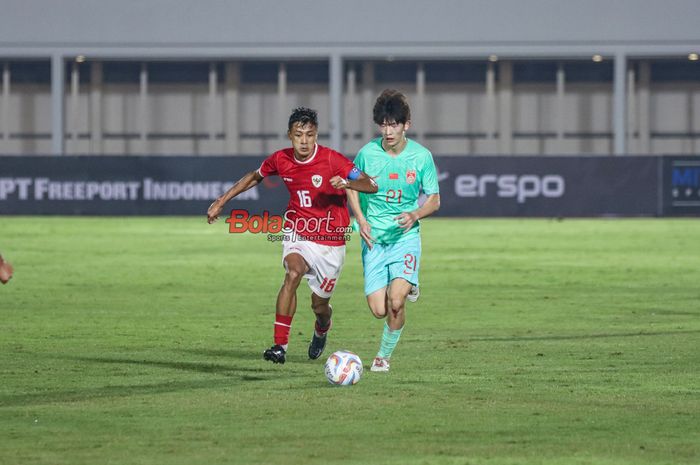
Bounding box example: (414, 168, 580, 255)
(297, 190, 312, 207)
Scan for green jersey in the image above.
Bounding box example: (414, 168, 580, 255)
(354, 137, 439, 244)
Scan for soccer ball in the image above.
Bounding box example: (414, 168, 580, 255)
(324, 350, 363, 386)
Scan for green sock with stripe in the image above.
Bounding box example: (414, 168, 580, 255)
(377, 322, 403, 359)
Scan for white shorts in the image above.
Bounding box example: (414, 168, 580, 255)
(282, 238, 346, 299)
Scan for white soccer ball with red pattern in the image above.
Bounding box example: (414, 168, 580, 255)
(324, 350, 363, 386)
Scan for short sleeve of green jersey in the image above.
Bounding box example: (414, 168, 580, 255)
(353, 150, 365, 171)
(421, 152, 440, 195)
(353, 148, 370, 222)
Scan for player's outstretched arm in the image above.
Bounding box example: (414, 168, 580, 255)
(347, 190, 375, 248)
(396, 193, 441, 232)
(207, 170, 263, 224)
(329, 172, 377, 193)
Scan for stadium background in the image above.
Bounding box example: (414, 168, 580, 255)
(0, 0, 699, 217)
(2, 3, 700, 465)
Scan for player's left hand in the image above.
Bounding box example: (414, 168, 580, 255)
(329, 176, 349, 189)
(395, 211, 419, 232)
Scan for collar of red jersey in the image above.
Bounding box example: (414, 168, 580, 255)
(293, 144, 319, 165)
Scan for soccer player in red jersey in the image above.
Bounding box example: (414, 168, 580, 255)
(207, 107, 377, 364)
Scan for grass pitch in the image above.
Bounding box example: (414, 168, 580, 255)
(1, 217, 699, 465)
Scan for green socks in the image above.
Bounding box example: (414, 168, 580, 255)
(377, 322, 403, 359)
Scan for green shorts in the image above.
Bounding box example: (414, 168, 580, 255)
(361, 235, 421, 296)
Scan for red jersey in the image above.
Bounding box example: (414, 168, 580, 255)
(257, 144, 356, 246)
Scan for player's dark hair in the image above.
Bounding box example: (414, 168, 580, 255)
(288, 107, 318, 131)
(373, 89, 411, 125)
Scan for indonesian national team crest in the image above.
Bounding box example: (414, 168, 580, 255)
(406, 170, 417, 184)
(311, 174, 323, 188)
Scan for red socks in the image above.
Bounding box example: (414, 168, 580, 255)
(273, 314, 331, 350)
(274, 313, 293, 349)
(314, 319, 332, 337)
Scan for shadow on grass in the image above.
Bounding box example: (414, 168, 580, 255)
(0, 378, 242, 408)
(0, 354, 298, 408)
(466, 329, 700, 343)
(175, 347, 266, 361)
(66, 355, 271, 376)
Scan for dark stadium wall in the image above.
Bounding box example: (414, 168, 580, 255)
(1, 155, 697, 217)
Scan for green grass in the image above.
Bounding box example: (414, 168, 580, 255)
(1, 217, 699, 465)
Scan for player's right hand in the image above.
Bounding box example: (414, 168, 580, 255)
(329, 176, 349, 189)
(0, 259, 13, 284)
(207, 200, 223, 224)
(358, 220, 375, 249)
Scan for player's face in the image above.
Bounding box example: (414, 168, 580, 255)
(379, 119, 411, 152)
(288, 122, 318, 160)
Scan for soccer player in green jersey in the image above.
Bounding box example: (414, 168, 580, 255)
(347, 89, 441, 372)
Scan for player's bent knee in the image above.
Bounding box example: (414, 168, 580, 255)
(371, 310, 386, 319)
(369, 305, 387, 319)
(284, 268, 304, 286)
